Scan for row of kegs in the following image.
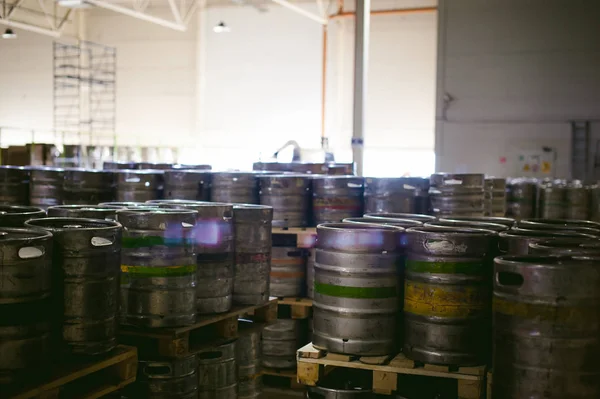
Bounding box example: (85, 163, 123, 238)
(307, 213, 600, 399)
(506, 177, 600, 221)
(0, 166, 510, 226)
(0, 200, 274, 386)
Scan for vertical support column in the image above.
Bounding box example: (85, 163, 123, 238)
(352, 0, 369, 176)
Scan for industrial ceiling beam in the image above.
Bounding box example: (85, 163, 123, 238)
(85, 0, 189, 31)
(271, 0, 327, 25)
(0, 17, 61, 37)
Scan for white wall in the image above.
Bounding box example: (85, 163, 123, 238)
(436, 0, 600, 178)
(193, 0, 437, 173)
(86, 6, 198, 147)
(0, 30, 54, 143)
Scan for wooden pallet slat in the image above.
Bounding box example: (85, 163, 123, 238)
(296, 343, 487, 399)
(120, 298, 278, 357)
(7, 345, 137, 399)
(277, 297, 312, 319)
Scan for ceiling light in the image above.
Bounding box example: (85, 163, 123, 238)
(213, 22, 230, 33)
(2, 29, 17, 39)
(57, 0, 92, 8)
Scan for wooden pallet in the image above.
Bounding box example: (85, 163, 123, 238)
(296, 343, 486, 398)
(277, 297, 313, 319)
(120, 298, 278, 357)
(272, 227, 317, 249)
(5, 345, 137, 399)
(262, 368, 304, 390)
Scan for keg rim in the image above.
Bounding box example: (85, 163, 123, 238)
(429, 219, 508, 232)
(62, 167, 115, 175)
(29, 166, 65, 173)
(147, 199, 232, 208)
(114, 169, 166, 175)
(363, 212, 435, 222)
(529, 238, 600, 253)
(98, 201, 156, 208)
(512, 225, 600, 237)
(0, 205, 46, 215)
(439, 216, 514, 227)
(49, 204, 125, 211)
(0, 227, 53, 241)
(318, 222, 404, 232)
(233, 204, 273, 210)
(407, 225, 498, 237)
(310, 385, 373, 394)
(499, 229, 596, 239)
(25, 217, 122, 231)
(257, 173, 313, 179)
(164, 168, 212, 175)
(0, 165, 29, 171)
(116, 208, 198, 216)
(494, 254, 600, 267)
(343, 217, 421, 228)
(519, 218, 600, 229)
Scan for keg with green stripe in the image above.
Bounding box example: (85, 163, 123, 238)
(493, 255, 600, 398)
(117, 208, 197, 327)
(313, 223, 403, 356)
(148, 200, 235, 315)
(404, 226, 497, 366)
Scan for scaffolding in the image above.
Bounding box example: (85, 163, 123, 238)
(53, 40, 116, 151)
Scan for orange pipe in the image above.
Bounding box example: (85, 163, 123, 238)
(321, 25, 328, 139)
(330, 6, 437, 19)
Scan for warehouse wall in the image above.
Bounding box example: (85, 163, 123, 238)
(436, 0, 600, 178)
(0, 1, 437, 174)
(86, 7, 198, 148)
(0, 30, 54, 141)
(194, 0, 437, 173)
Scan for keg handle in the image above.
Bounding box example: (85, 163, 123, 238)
(496, 271, 524, 288)
(143, 363, 172, 377)
(198, 350, 223, 360)
(222, 210, 233, 220)
(91, 236, 115, 247)
(442, 178, 463, 186)
(18, 246, 45, 259)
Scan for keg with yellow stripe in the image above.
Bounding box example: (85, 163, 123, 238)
(404, 226, 497, 366)
(493, 255, 600, 398)
(313, 223, 403, 356)
(117, 208, 197, 328)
